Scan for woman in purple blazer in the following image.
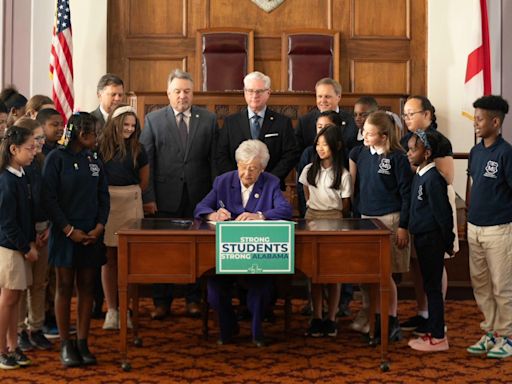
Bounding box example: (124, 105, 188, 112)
(194, 140, 292, 346)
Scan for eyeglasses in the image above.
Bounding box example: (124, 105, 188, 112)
(353, 112, 370, 118)
(401, 110, 425, 120)
(244, 88, 269, 96)
(34, 135, 46, 142)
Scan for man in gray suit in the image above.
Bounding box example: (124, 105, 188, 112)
(90, 73, 124, 128)
(140, 69, 218, 319)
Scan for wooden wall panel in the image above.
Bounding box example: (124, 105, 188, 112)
(351, 60, 410, 94)
(209, 0, 331, 34)
(128, 0, 186, 37)
(108, 0, 426, 96)
(352, 0, 409, 38)
(129, 59, 187, 93)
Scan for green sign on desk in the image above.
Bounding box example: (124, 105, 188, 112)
(216, 221, 295, 274)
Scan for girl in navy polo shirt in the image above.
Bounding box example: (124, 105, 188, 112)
(349, 110, 413, 343)
(42, 112, 109, 367)
(0, 126, 37, 369)
(406, 130, 453, 352)
(98, 104, 148, 330)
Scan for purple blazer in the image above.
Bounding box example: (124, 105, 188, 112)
(194, 170, 292, 220)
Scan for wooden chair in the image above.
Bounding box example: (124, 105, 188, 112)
(195, 28, 254, 91)
(281, 29, 340, 92)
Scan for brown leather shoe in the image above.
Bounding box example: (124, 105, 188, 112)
(186, 302, 201, 317)
(150, 306, 169, 320)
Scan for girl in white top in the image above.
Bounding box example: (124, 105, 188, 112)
(299, 124, 352, 337)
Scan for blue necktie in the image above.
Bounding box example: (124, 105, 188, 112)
(250, 115, 261, 139)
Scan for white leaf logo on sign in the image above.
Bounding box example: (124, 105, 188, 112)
(251, 0, 285, 13)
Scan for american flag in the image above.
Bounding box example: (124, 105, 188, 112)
(49, 0, 74, 123)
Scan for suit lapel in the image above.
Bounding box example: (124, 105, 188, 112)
(231, 173, 245, 212)
(259, 108, 274, 139)
(241, 108, 252, 140)
(244, 175, 264, 212)
(185, 106, 200, 159)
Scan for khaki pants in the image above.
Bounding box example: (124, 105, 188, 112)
(18, 243, 49, 331)
(468, 222, 512, 336)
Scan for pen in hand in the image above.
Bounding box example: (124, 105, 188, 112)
(218, 200, 232, 220)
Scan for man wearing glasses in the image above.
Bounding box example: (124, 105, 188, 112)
(216, 71, 299, 191)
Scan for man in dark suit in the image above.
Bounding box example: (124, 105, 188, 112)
(89, 73, 124, 319)
(216, 71, 299, 190)
(295, 78, 358, 155)
(140, 69, 218, 319)
(90, 73, 124, 128)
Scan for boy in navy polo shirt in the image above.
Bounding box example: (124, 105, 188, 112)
(466, 95, 512, 359)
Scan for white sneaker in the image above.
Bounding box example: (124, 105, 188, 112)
(487, 337, 512, 359)
(467, 332, 496, 355)
(350, 308, 370, 333)
(103, 309, 119, 330)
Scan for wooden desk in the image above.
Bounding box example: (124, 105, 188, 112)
(117, 218, 391, 371)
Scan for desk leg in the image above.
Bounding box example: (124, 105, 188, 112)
(380, 283, 390, 372)
(119, 283, 130, 371)
(132, 285, 142, 347)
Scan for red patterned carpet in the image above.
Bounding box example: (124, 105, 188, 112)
(2, 298, 512, 383)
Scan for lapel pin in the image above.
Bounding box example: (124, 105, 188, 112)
(270, 116, 274, 120)
(255, 193, 260, 199)
(195, 114, 199, 118)
(73, 163, 79, 170)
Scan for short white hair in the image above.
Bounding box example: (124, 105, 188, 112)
(235, 140, 270, 168)
(168, 69, 194, 86)
(243, 71, 271, 89)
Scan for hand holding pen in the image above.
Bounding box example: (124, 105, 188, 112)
(207, 200, 232, 222)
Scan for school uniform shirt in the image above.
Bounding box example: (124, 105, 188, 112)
(25, 159, 48, 224)
(299, 164, 352, 211)
(42, 141, 59, 157)
(468, 135, 512, 226)
(103, 143, 149, 186)
(349, 145, 413, 228)
(409, 162, 454, 251)
(42, 147, 110, 232)
(42, 147, 110, 267)
(0, 167, 34, 254)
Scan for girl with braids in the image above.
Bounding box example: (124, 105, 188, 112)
(97, 104, 148, 330)
(0, 126, 37, 369)
(42, 112, 109, 367)
(349, 110, 413, 344)
(398, 96, 459, 336)
(299, 124, 352, 337)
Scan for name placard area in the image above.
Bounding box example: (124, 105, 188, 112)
(216, 221, 295, 274)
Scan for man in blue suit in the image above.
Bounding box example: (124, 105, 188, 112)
(195, 140, 292, 346)
(140, 69, 218, 320)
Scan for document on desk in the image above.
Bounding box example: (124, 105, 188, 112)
(215, 221, 295, 274)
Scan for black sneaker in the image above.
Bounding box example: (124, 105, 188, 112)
(323, 319, 338, 337)
(29, 330, 53, 350)
(0, 353, 19, 370)
(400, 315, 427, 331)
(17, 330, 33, 352)
(10, 347, 32, 366)
(305, 318, 324, 337)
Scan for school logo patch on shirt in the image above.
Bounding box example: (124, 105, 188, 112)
(89, 164, 100, 177)
(483, 160, 498, 179)
(378, 158, 391, 175)
(417, 185, 423, 200)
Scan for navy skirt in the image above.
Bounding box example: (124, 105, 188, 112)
(48, 219, 106, 269)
